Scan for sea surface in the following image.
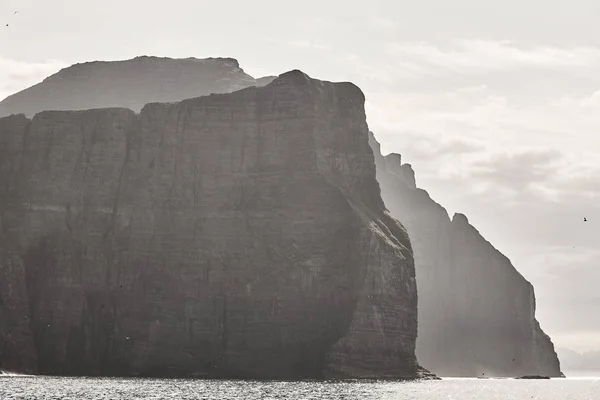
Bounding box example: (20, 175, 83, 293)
(1, 375, 599, 399)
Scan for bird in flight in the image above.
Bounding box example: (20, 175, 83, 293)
(584, 217, 588, 222)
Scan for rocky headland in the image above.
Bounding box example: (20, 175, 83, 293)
(0, 69, 422, 379)
(369, 132, 563, 377)
(0, 55, 563, 379)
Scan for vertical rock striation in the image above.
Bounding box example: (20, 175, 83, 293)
(0, 72, 421, 379)
(0, 115, 37, 373)
(369, 132, 562, 377)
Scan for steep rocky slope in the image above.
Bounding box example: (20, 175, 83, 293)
(369, 132, 562, 377)
(0, 56, 270, 118)
(0, 71, 421, 378)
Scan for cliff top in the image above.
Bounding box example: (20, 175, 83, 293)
(0, 56, 258, 117)
(1, 68, 367, 129)
(452, 213, 469, 224)
(46, 56, 242, 79)
(0, 57, 363, 121)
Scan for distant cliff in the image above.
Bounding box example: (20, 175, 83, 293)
(0, 56, 275, 118)
(369, 132, 562, 377)
(0, 71, 422, 379)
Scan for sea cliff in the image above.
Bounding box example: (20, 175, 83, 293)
(369, 132, 563, 377)
(0, 71, 420, 379)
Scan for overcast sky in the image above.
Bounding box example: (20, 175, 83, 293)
(1, 0, 599, 354)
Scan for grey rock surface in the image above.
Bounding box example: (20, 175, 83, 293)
(0, 71, 421, 379)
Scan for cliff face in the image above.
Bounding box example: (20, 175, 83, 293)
(0, 71, 420, 378)
(0, 115, 37, 373)
(369, 132, 562, 377)
(0, 56, 267, 118)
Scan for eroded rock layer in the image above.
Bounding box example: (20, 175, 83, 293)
(0, 72, 420, 379)
(369, 132, 562, 377)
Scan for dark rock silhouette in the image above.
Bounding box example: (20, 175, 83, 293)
(0, 70, 422, 379)
(369, 132, 562, 378)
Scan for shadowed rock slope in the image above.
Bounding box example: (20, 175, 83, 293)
(0, 71, 422, 379)
(369, 132, 562, 378)
(0, 56, 274, 118)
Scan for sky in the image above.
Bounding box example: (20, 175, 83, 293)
(1, 0, 599, 354)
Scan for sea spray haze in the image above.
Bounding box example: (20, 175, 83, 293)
(369, 132, 562, 378)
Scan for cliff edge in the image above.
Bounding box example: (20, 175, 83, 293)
(369, 132, 562, 377)
(0, 56, 271, 118)
(0, 71, 421, 379)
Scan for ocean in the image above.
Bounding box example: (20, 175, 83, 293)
(1, 375, 599, 400)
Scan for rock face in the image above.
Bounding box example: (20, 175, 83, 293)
(369, 132, 563, 377)
(0, 56, 270, 118)
(0, 71, 420, 378)
(0, 115, 37, 373)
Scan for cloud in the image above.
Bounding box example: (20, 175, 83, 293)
(557, 171, 600, 198)
(469, 149, 563, 193)
(286, 39, 332, 51)
(292, 16, 328, 31)
(368, 16, 396, 31)
(379, 131, 482, 159)
(367, 84, 600, 199)
(271, 17, 334, 51)
(383, 40, 600, 77)
(262, 16, 333, 53)
(0, 56, 66, 100)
